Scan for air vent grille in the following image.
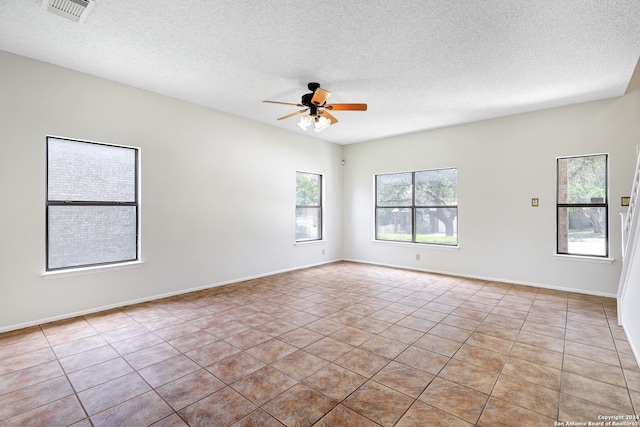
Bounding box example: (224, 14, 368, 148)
(43, 0, 93, 23)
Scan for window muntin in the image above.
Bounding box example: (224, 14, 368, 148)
(296, 172, 322, 242)
(556, 154, 608, 257)
(46, 137, 139, 270)
(376, 168, 457, 245)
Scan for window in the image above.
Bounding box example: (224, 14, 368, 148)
(557, 154, 608, 257)
(46, 137, 139, 271)
(376, 168, 457, 245)
(296, 172, 322, 242)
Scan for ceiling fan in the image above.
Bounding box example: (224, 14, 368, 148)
(263, 82, 367, 132)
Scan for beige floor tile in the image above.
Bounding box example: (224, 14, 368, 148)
(179, 386, 256, 426)
(360, 335, 409, 359)
(137, 355, 200, 388)
(205, 351, 266, 383)
(466, 331, 514, 354)
(396, 345, 450, 375)
(0, 376, 74, 421)
(77, 372, 149, 415)
(502, 356, 561, 390)
(419, 377, 488, 424)
(303, 363, 367, 400)
(624, 369, 640, 392)
(315, 404, 382, 427)
(563, 353, 626, 387)
(492, 374, 559, 418)
(2, 262, 639, 426)
(404, 402, 475, 426)
(428, 323, 473, 342)
(230, 409, 283, 427)
(2, 395, 86, 427)
(245, 338, 297, 364)
(304, 337, 354, 362)
(91, 391, 173, 427)
(516, 330, 564, 353)
(231, 366, 297, 405)
(156, 369, 225, 410)
(478, 397, 556, 426)
(561, 371, 634, 413)
(510, 341, 563, 370)
(262, 384, 337, 427)
(344, 380, 414, 427)
(335, 348, 390, 377)
(438, 359, 499, 394)
(270, 349, 328, 381)
(559, 392, 628, 424)
(372, 360, 434, 398)
(413, 333, 463, 356)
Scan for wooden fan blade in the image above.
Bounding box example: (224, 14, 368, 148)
(263, 100, 305, 107)
(318, 110, 338, 124)
(277, 109, 308, 120)
(311, 88, 331, 106)
(325, 103, 367, 111)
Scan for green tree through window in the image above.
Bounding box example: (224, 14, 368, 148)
(376, 168, 458, 245)
(557, 154, 608, 257)
(296, 172, 322, 241)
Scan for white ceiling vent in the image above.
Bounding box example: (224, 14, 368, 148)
(42, 0, 94, 23)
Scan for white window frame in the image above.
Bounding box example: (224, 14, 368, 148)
(45, 136, 140, 272)
(375, 168, 458, 246)
(295, 171, 323, 242)
(556, 153, 609, 258)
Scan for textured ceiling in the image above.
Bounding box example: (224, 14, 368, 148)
(1, 0, 639, 144)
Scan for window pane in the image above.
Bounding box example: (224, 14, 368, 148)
(296, 207, 321, 240)
(296, 172, 320, 206)
(416, 208, 457, 245)
(376, 207, 412, 241)
(48, 206, 137, 269)
(415, 169, 457, 206)
(557, 155, 607, 204)
(558, 207, 607, 256)
(48, 138, 136, 202)
(376, 173, 412, 206)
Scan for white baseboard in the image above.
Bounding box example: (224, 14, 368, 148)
(621, 322, 640, 372)
(0, 258, 340, 333)
(342, 258, 618, 298)
(0, 257, 620, 333)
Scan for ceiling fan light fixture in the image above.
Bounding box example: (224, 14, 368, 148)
(297, 114, 312, 130)
(314, 116, 331, 132)
(264, 83, 367, 133)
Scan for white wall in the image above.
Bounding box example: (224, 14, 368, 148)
(3, 49, 639, 333)
(0, 51, 343, 331)
(343, 94, 640, 296)
(618, 61, 640, 366)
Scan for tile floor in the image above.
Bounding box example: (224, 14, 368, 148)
(1, 261, 639, 426)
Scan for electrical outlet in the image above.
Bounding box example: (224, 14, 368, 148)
(415, 254, 420, 261)
(322, 249, 325, 255)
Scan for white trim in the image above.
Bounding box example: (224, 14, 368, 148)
(554, 254, 615, 264)
(3, 259, 338, 333)
(10, 257, 619, 334)
(41, 260, 145, 279)
(343, 257, 618, 298)
(371, 239, 460, 251)
(295, 239, 326, 246)
(45, 135, 143, 275)
(621, 322, 640, 373)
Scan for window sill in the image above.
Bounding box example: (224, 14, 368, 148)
(372, 240, 460, 251)
(295, 239, 326, 246)
(554, 254, 614, 264)
(41, 260, 145, 280)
